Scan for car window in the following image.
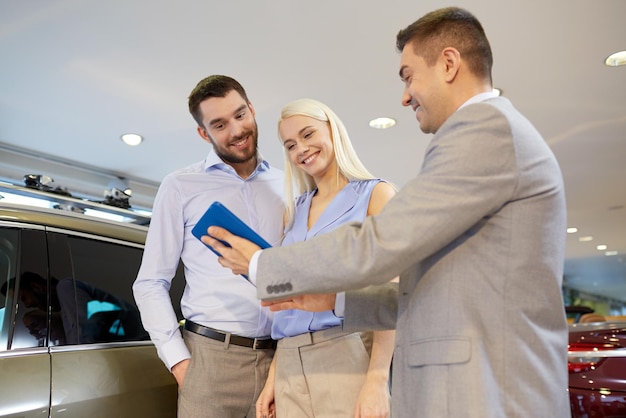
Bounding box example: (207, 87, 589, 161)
(0, 227, 50, 350)
(46, 232, 149, 345)
(0, 228, 18, 351)
(0, 222, 184, 349)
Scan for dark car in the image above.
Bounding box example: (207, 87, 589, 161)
(0, 183, 184, 417)
(568, 318, 626, 417)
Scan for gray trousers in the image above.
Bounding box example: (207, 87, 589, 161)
(179, 329, 274, 418)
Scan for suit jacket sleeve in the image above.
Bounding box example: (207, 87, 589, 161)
(256, 98, 536, 298)
(342, 283, 398, 331)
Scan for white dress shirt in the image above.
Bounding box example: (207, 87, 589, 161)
(133, 149, 284, 370)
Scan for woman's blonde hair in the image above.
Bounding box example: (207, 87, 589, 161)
(278, 98, 375, 228)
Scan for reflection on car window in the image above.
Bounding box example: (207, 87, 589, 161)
(0, 228, 18, 351)
(3, 233, 149, 347)
(63, 235, 148, 344)
(53, 275, 146, 344)
(1, 226, 176, 349)
(4, 271, 129, 346)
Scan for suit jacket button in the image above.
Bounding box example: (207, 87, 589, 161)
(286, 283, 292, 291)
(266, 285, 274, 294)
(278, 284, 286, 292)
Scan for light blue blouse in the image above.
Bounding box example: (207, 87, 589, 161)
(271, 179, 381, 339)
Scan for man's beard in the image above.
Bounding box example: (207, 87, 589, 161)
(212, 124, 259, 165)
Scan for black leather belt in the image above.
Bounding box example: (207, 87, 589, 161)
(184, 320, 276, 350)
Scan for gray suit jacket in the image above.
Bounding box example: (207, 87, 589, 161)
(257, 97, 570, 417)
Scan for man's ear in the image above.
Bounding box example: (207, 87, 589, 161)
(197, 126, 213, 145)
(441, 47, 461, 82)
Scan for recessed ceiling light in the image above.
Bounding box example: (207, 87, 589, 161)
(121, 133, 143, 146)
(493, 88, 502, 96)
(579, 236, 594, 242)
(566, 227, 578, 234)
(605, 251, 618, 256)
(605, 50, 626, 67)
(597, 244, 608, 251)
(369, 117, 396, 129)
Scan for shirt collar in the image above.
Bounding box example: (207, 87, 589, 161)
(458, 91, 499, 111)
(203, 148, 269, 174)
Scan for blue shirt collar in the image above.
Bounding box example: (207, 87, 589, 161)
(203, 148, 269, 175)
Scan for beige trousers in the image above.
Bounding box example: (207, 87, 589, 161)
(275, 327, 370, 418)
(179, 329, 274, 418)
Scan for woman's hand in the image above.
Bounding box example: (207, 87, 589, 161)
(354, 376, 391, 418)
(256, 357, 277, 418)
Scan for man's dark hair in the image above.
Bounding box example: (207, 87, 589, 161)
(396, 7, 493, 83)
(1, 272, 52, 296)
(188, 75, 250, 128)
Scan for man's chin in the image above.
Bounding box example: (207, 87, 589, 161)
(221, 149, 257, 165)
(418, 120, 435, 135)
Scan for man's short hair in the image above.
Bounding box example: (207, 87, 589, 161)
(396, 7, 493, 82)
(188, 75, 250, 127)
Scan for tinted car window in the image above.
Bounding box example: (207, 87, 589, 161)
(2, 225, 185, 350)
(0, 227, 18, 351)
(46, 231, 148, 345)
(3, 227, 49, 350)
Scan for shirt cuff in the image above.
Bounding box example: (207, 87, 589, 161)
(249, 250, 262, 286)
(334, 292, 346, 318)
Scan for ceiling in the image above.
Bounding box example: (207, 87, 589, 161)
(1, 0, 625, 300)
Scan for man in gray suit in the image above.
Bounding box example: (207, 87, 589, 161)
(203, 7, 570, 418)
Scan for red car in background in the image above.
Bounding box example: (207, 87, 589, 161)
(568, 309, 626, 417)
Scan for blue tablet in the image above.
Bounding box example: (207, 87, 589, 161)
(191, 201, 272, 259)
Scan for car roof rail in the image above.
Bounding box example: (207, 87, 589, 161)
(0, 182, 151, 225)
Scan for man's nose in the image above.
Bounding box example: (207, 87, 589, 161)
(231, 121, 246, 138)
(401, 90, 412, 107)
(402, 94, 413, 106)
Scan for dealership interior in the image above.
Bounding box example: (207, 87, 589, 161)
(1, 2, 626, 417)
(1, 3, 625, 318)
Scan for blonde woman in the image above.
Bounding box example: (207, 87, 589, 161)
(256, 98, 397, 418)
